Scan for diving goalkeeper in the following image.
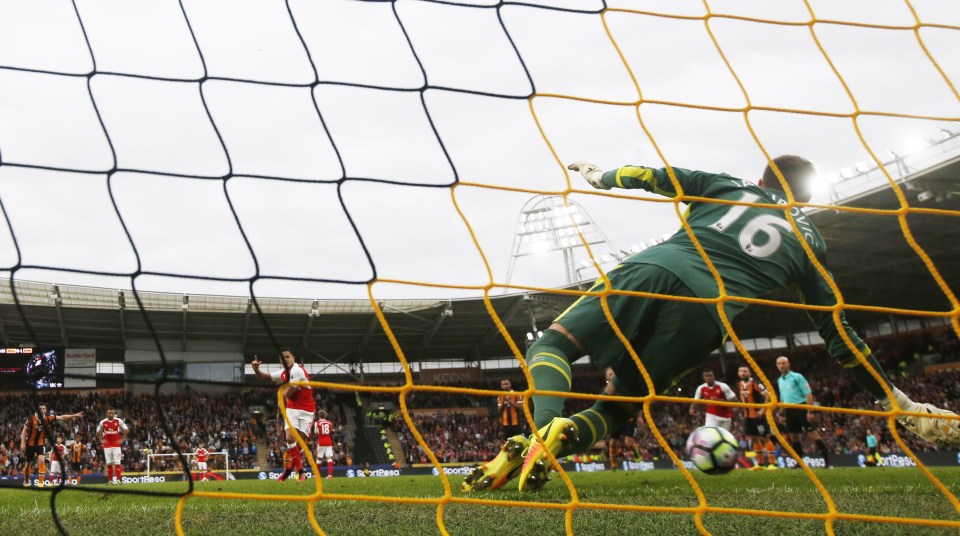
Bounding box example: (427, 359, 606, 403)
(463, 155, 960, 492)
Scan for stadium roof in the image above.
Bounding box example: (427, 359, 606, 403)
(1, 156, 958, 365)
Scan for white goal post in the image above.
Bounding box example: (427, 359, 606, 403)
(146, 452, 230, 478)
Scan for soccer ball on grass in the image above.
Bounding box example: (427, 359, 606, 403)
(685, 426, 739, 475)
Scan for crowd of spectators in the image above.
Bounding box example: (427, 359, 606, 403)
(2, 327, 956, 475)
(0, 390, 127, 477)
(0, 390, 266, 477)
(393, 413, 502, 465)
(125, 392, 259, 472)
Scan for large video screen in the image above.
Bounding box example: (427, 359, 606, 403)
(0, 347, 65, 389)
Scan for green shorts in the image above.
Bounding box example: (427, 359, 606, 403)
(554, 263, 721, 397)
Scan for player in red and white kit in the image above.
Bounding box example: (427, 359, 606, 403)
(690, 368, 737, 431)
(252, 348, 315, 482)
(313, 410, 336, 479)
(96, 408, 129, 485)
(195, 444, 210, 481)
(49, 436, 66, 486)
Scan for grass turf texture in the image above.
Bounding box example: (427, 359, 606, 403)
(1, 468, 959, 535)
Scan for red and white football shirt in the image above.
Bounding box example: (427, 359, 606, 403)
(96, 417, 128, 448)
(694, 381, 737, 418)
(196, 448, 209, 463)
(52, 444, 65, 462)
(314, 419, 334, 447)
(270, 364, 316, 412)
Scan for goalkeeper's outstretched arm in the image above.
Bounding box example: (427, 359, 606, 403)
(568, 162, 717, 198)
(798, 265, 893, 403)
(800, 263, 960, 447)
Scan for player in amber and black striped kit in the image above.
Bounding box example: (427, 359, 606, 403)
(465, 155, 960, 493)
(69, 434, 86, 484)
(738, 365, 777, 469)
(20, 404, 83, 487)
(498, 379, 524, 439)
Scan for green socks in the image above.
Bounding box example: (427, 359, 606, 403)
(526, 329, 580, 428)
(568, 400, 632, 453)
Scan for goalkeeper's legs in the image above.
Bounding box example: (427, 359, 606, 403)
(462, 330, 580, 493)
(527, 329, 582, 428)
(519, 289, 720, 491)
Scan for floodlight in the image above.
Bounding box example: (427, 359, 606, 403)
(903, 136, 929, 155)
(840, 167, 854, 179)
(855, 161, 870, 173)
(526, 332, 534, 341)
(825, 173, 841, 184)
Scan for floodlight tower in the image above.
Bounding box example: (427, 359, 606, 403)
(505, 195, 619, 287)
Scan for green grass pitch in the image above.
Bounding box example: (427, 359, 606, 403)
(2, 468, 959, 535)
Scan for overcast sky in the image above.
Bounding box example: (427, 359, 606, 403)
(0, 0, 957, 303)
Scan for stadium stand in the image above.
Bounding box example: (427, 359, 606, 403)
(0, 325, 955, 479)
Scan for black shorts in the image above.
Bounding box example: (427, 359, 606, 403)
(70, 461, 82, 472)
(25, 445, 45, 462)
(744, 417, 769, 437)
(784, 408, 814, 434)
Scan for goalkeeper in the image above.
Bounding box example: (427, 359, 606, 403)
(463, 155, 960, 492)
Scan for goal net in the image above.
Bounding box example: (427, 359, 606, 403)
(1, 0, 959, 535)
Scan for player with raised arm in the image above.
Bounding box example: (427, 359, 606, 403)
(738, 365, 777, 469)
(20, 403, 84, 487)
(97, 408, 129, 485)
(252, 348, 316, 482)
(195, 444, 210, 481)
(313, 410, 335, 479)
(689, 368, 737, 431)
(463, 156, 960, 493)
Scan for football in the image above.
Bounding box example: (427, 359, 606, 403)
(685, 426, 739, 475)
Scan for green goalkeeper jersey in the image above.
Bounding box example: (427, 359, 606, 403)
(599, 164, 871, 366)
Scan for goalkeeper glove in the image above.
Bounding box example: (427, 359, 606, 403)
(568, 162, 610, 190)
